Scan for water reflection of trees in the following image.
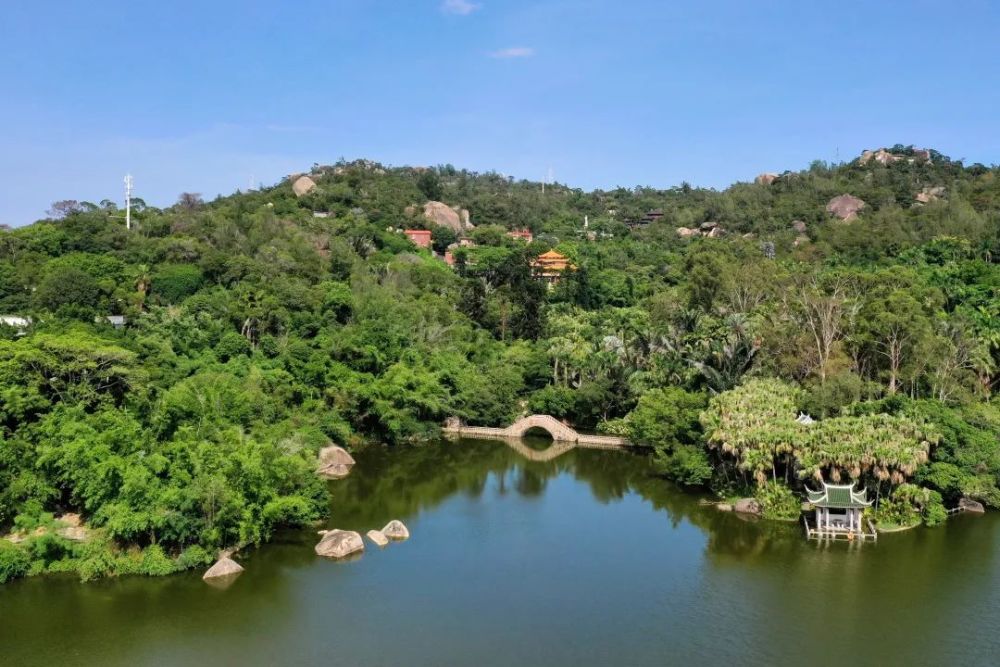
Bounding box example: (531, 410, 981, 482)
(324, 438, 850, 561)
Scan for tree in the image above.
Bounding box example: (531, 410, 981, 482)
(417, 170, 442, 201)
(151, 264, 204, 303)
(788, 276, 857, 383)
(430, 225, 457, 254)
(627, 388, 710, 485)
(47, 200, 82, 219)
(33, 266, 102, 313)
(176, 193, 204, 210)
(858, 289, 932, 394)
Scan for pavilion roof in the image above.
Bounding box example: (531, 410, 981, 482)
(806, 482, 872, 509)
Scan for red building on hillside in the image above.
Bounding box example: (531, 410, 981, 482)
(404, 229, 432, 249)
(507, 229, 533, 243)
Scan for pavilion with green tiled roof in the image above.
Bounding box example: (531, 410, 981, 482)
(806, 482, 871, 536)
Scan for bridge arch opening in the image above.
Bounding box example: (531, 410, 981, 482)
(520, 426, 556, 451)
(521, 425, 555, 439)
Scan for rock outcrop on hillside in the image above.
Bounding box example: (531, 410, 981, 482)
(755, 173, 779, 186)
(915, 186, 946, 204)
(675, 223, 727, 239)
(826, 194, 866, 221)
(292, 175, 317, 197)
(423, 202, 473, 233)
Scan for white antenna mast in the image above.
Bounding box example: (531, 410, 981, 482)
(542, 165, 553, 194)
(124, 174, 134, 230)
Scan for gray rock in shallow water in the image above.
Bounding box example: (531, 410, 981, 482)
(315, 530, 365, 558)
(716, 503, 733, 512)
(733, 498, 762, 515)
(203, 557, 244, 580)
(381, 520, 410, 541)
(366, 530, 389, 547)
(959, 497, 986, 514)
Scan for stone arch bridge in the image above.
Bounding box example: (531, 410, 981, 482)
(443, 414, 631, 449)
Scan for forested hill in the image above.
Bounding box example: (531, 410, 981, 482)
(2, 145, 1000, 581)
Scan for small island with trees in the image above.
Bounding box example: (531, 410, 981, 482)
(2, 145, 999, 583)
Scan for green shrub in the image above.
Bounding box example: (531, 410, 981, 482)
(215, 331, 252, 361)
(176, 545, 212, 570)
(0, 541, 30, 583)
(654, 444, 713, 487)
(876, 484, 946, 528)
(755, 482, 801, 521)
(151, 264, 204, 303)
(139, 545, 177, 576)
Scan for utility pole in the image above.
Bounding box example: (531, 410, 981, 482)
(124, 174, 133, 230)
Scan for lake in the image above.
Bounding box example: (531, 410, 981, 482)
(2, 437, 999, 666)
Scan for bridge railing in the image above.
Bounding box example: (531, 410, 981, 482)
(443, 415, 631, 448)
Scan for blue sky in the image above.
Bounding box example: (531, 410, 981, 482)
(2, 0, 999, 225)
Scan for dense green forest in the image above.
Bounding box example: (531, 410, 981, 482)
(2, 145, 1000, 582)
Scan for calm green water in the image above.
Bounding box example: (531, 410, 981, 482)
(3, 437, 1000, 666)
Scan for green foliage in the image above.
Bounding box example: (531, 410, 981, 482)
(703, 379, 937, 492)
(215, 331, 252, 361)
(627, 388, 711, 485)
(0, 541, 31, 583)
(876, 483, 946, 528)
(3, 151, 1000, 580)
(151, 264, 204, 303)
(754, 482, 800, 521)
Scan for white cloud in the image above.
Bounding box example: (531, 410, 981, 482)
(441, 0, 481, 15)
(490, 47, 535, 59)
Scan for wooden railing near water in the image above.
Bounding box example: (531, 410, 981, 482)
(442, 414, 632, 449)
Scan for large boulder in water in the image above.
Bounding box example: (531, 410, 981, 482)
(733, 498, 762, 516)
(317, 445, 355, 479)
(959, 497, 986, 514)
(315, 530, 365, 558)
(203, 556, 244, 580)
(381, 520, 410, 541)
(366, 529, 389, 547)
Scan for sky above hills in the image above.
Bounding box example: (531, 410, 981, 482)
(2, 0, 999, 225)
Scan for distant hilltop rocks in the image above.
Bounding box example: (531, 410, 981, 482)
(755, 173, 779, 186)
(676, 221, 726, 239)
(826, 194, 866, 221)
(859, 147, 932, 166)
